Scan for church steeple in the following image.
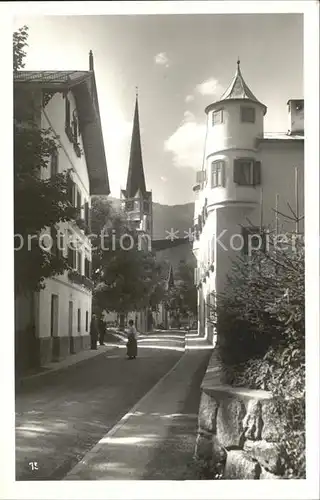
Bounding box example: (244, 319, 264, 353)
(125, 91, 146, 198)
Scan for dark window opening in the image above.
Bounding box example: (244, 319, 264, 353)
(241, 107, 256, 123)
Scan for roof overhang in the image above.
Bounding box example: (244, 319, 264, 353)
(205, 98, 267, 116)
(14, 71, 110, 196)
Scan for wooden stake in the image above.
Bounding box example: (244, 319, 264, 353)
(295, 167, 299, 233)
(260, 187, 263, 231)
(275, 193, 279, 236)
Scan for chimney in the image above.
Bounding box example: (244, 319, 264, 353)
(287, 99, 304, 136)
(89, 50, 94, 71)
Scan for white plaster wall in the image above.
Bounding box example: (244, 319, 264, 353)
(37, 90, 93, 339)
(204, 150, 261, 208)
(258, 142, 304, 232)
(41, 91, 90, 201)
(205, 101, 264, 156)
(37, 277, 92, 338)
(195, 141, 304, 298)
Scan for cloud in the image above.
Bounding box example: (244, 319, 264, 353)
(195, 77, 223, 97)
(185, 94, 195, 103)
(100, 102, 132, 197)
(154, 52, 169, 67)
(160, 176, 168, 182)
(183, 110, 196, 122)
(164, 113, 206, 170)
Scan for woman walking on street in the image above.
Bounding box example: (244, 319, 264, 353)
(126, 319, 138, 360)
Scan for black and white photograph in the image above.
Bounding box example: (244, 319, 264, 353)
(1, 1, 319, 499)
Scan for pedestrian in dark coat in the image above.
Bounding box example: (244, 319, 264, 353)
(99, 317, 105, 346)
(90, 313, 99, 350)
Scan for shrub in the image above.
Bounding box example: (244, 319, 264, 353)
(208, 230, 305, 478)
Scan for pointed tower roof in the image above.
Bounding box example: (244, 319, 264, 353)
(125, 91, 147, 198)
(205, 59, 267, 115)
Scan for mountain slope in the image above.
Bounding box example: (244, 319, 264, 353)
(108, 197, 194, 240)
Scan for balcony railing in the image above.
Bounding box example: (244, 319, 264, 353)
(68, 270, 94, 291)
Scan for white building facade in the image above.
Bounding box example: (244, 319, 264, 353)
(193, 61, 304, 344)
(14, 53, 110, 369)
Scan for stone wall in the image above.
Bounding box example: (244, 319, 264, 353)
(194, 351, 287, 479)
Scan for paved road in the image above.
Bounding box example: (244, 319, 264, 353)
(15, 332, 185, 481)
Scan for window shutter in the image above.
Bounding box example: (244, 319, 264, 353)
(88, 260, 92, 279)
(77, 189, 81, 210)
(84, 202, 89, 226)
(233, 159, 240, 184)
(65, 97, 70, 128)
(221, 161, 226, 187)
(68, 247, 73, 267)
(51, 149, 58, 177)
(67, 177, 73, 204)
(51, 226, 57, 256)
(253, 161, 261, 185)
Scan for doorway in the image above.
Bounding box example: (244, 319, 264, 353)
(68, 301, 74, 354)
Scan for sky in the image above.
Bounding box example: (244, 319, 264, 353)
(13, 13, 303, 205)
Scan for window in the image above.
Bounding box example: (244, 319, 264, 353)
(241, 107, 256, 123)
(125, 200, 134, 211)
(233, 159, 261, 186)
(50, 294, 59, 337)
(65, 96, 70, 128)
(134, 200, 140, 211)
(77, 251, 82, 274)
(68, 241, 76, 269)
(77, 308, 81, 333)
(242, 227, 266, 255)
(85, 311, 89, 332)
(72, 110, 78, 142)
(65, 95, 73, 142)
(51, 226, 62, 257)
(211, 161, 225, 188)
(212, 109, 223, 126)
(143, 201, 149, 213)
(50, 149, 58, 177)
(196, 170, 206, 184)
(84, 201, 89, 228)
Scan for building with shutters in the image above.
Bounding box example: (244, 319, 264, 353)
(14, 51, 110, 371)
(192, 60, 304, 343)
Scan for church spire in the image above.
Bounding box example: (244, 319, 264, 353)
(125, 92, 146, 198)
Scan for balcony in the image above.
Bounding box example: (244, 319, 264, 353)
(68, 270, 94, 291)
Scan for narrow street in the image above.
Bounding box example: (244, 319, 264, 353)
(15, 331, 211, 481)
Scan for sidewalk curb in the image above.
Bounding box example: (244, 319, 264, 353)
(65, 350, 187, 479)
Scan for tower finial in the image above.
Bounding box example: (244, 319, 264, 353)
(135, 86, 138, 98)
(237, 57, 240, 68)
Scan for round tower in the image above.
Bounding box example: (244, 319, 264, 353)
(203, 60, 267, 208)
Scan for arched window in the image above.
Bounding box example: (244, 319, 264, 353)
(211, 160, 225, 188)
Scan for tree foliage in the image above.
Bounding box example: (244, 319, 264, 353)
(13, 25, 29, 71)
(166, 261, 197, 320)
(208, 214, 305, 478)
(91, 197, 165, 316)
(14, 26, 77, 293)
